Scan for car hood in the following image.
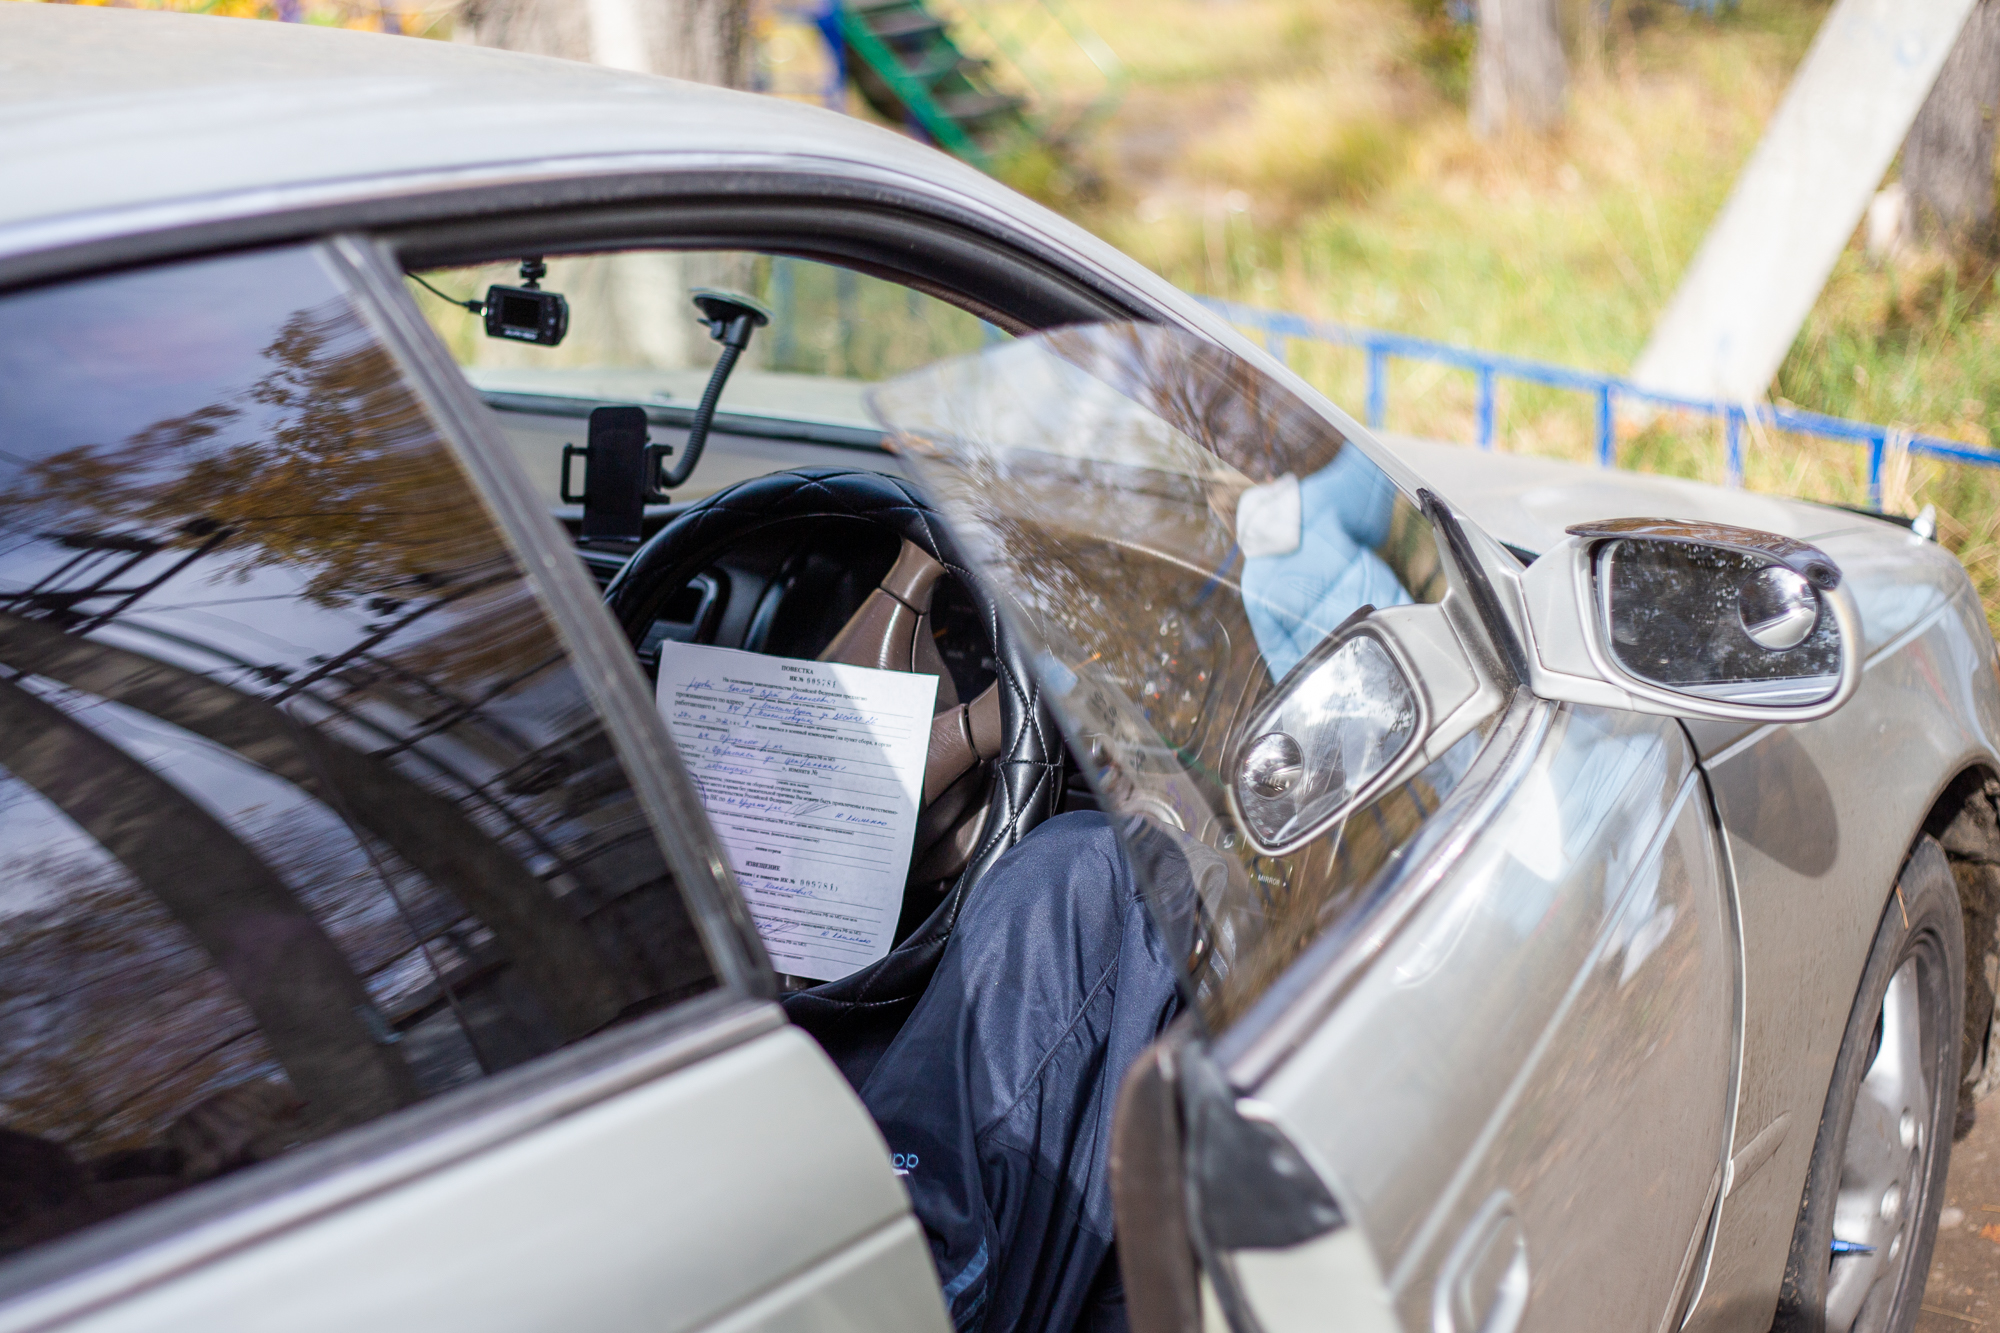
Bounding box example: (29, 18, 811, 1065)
(1380, 433, 1974, 658)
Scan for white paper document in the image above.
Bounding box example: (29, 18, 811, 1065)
(654, 641, 938, 982)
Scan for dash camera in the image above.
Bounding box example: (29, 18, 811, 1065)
(483, 284, 568, 346)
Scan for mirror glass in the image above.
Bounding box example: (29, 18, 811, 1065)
(1599, 538, 1842, 705)
(1231, 631, 1420, 854)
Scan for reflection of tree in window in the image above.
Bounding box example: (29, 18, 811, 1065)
(0, 254, 714, 1260)
(0, 820, 284, 1157)
(885, 324, 1479, 1035)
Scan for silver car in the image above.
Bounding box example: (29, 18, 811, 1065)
(1, 7, 1994, 1333)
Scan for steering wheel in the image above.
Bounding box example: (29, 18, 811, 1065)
(604, 468, 1061, 1058)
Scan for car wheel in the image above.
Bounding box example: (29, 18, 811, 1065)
(1772, 836, 1965, 1333)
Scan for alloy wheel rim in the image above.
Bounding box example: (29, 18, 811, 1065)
(1825, 956, 1934, 1332)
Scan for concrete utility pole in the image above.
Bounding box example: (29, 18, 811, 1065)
(1471, 0, 1569, 137)
(1905, 0, 2000, 243)
(460, 0, 747, 88)
(1631, 0, 1977, 407)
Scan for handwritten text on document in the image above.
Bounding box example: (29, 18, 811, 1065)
(655, 641, 938, 982)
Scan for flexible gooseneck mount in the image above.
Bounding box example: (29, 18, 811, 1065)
(655, 288, 771, 493)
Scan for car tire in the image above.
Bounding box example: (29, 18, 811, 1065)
(1771, 836, 1965, 1333)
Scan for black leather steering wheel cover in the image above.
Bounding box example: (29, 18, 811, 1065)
(604, 467, 1061, 1085)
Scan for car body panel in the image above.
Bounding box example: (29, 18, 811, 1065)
(1245, 705, 1734, 1330)
(26, 1024, 943, 1333)
(1380, 435, 1864, 554)
(0, 5, 997, 239)
(1230, 1227, 1402, 1333)
(1684, 580, 2000, 1329)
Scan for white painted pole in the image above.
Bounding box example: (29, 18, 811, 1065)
(1630, 0, 1976, 406)
(587, 0, 651, 72)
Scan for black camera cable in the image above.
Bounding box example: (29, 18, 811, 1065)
(405, 269, 485, 315)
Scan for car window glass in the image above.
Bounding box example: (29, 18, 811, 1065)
(410, 250, 1006, 432)
(0, 245, 718, 1270)
(872, 324, 1486, 1034)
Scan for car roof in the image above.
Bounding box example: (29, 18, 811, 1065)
(0, 4, 1028, 253)
(0, 6, 1429, 501)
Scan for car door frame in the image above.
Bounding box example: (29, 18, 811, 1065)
(1193, 687, 1742, 1333)
(0, 231, 945, 1333)
(365, 184, 1747, 1332)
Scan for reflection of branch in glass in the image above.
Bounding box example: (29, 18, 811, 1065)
(1043, 324, 1347, 485)
(0, 842, 265, 1157)
(0, 612, 632, 1042)
(0, 675, 417, 1132)
(5, 304, 438, 602)
(0, 298, 551, 693)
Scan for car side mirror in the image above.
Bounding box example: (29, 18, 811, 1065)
(1228, 602, 1499, 856)
(1514, 517, 1862, 722)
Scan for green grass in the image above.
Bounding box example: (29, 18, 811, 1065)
(1013, 0, 2000, 628)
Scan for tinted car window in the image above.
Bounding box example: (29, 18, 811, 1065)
(0, 246, 716, 1264)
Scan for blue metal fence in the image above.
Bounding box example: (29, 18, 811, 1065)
(1198, 295, 2000, 513)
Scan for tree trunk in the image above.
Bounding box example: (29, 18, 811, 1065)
(641, 0, 748, 86)
(1904, 0, 2000, 244)
(459, 0, 747, 87)
(456, 0, 589, 62)
(1471, 0, 1569, 138)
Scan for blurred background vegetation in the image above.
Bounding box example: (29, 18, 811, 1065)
(39, 0, 449, 33)
(963, 0, 2000, 627)
(33, 0, 2000, 625)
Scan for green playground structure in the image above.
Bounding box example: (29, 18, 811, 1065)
(810, 0, 1121, 172)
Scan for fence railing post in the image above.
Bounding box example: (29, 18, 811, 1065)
(1366, 346, 1387, 431)
(1476, 367, 1495, 451)
(1725, 408, 1743, 488)
(1868, 433, 1886, 512)
(1595, 384, 1615, 468)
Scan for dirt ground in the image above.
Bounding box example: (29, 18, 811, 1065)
(1918, 1095, 2000, 1331)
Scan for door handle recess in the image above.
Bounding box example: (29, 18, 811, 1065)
(1433, 1190, 1530, 1333)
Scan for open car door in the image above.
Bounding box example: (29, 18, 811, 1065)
(0, 240, 947, 1333)
(872, 325, 1743, 1333)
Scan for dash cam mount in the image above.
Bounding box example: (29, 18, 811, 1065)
(558, 288, 773, 541)
(652, 288, 770, 493)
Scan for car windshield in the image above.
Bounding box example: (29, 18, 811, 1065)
(870, 323, 1486, 1033)
(411, 251, 1007, 506)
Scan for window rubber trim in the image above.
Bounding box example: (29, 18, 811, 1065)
(0, 164, 1157, 336)
(380, 193, 1135, 334)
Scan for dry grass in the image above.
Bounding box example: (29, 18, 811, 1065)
(38, 0, 2000, 624)
(1033, 0, 2000, 630)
